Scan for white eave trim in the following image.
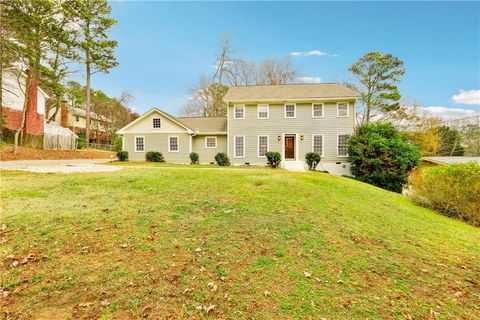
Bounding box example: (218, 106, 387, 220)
(194, 131, 228, 135)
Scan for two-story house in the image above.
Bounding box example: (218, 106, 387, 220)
(116, 83, 360, 174)
(47, 102, 111, 143)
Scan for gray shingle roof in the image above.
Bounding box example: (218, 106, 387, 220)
(422, 156, 480, 165)
(224, 83, 361, 101)
(177, 117, 227, 133)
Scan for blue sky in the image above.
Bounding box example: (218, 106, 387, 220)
(85, 1, 480, 118)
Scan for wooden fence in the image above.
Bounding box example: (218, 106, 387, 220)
(44, 133, 77, 150)
(43, 123, 78, 150)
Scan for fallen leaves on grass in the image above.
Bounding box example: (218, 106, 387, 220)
(0, 144, 115, 161)
(78, 301, 94, 308)
(196, 304, 216, 314)
(207, 282, 218, 292)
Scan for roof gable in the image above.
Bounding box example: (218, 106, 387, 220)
(116, 108, 194, 134)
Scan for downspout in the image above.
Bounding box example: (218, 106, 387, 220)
(226, 100, 229, 157)
(189, 131, 196, 154)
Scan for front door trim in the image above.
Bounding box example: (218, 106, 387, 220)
(282, 133, 299, 161)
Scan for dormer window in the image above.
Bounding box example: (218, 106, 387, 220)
(285, 104, 296, 118)
(152, 117, 161, 128)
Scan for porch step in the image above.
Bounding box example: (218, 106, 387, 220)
(282, 160, 307, 172)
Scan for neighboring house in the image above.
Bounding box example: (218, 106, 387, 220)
(48, 102, 111, 143)
(116, 83, 360, 174)
(421, 156, 480, 167)
(1, 68, 49, 146)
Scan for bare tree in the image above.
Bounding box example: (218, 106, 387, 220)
(180, 75, 228, 117)
(181, 35, 300, 117)
(213, 33, 234, 84)
(223, 59, 258, 86)
(258, 59, 298, 85)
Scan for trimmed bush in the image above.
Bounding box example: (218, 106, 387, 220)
(76, 137, 87, 149)
(190, 152, 199, 164)
(409, 162, 480, 227)
(265, 151, 281, 168)
(305, 152, 321, 171)
(348, 122, 420, 193)
(117, 151, 129, 161)
(113, 136, 123, 152)
(145, 151, 165, 162)
(215, 152, 230, 166)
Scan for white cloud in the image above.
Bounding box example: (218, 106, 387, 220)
(420, 106, 479, 120)
(452, 89, 480, 105)
(289, 50, 337, 57)
(297, 76, 322, 83)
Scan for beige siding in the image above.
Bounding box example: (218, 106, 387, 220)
(227, 101, 355, 165)
(123, 133, 190, 162)
(192, 135, 227, 164)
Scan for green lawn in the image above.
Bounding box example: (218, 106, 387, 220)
(1, 167, 479, 319)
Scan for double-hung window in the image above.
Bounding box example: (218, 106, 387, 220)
(337, 134, 349, 157)
(135, 136, 145, 152)
(234, 105, 245, 119)
(312, 103, 324, 117)
(152, 118, 161, 128)
(168, 136, 179, 152)
(337, 102, 349, 117)
(312, 135, 324, 156)
(285, 103, 296, 118)
(234, 136, 245, 158)
(258, 135, 268, 157)
(205, 136, 217, 148)
(257, 104, 269, 119)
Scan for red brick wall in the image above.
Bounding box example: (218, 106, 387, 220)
(1, 71, 44, 136)
(61, 102, 68, 127)
(24, 73, 44, 135)
(1, 107, 23, 131)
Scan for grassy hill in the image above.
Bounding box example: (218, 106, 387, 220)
(1, 167, 479, 319)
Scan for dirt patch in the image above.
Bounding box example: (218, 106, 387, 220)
(0, 144, 115, 161)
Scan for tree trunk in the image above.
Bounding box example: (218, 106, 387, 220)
(85, 56, 91, 148)
(13, 73, 32, 155)
(0, 51, 3, 142)
(0, 2, 4, 141)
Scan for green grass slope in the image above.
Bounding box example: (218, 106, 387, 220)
(1, 168, 479, 319)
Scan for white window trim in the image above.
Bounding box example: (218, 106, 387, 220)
(205, 136, 217, 149)
(337, 133, 349, 157)
(312, 134, 324, 157)
(134, 136, 145, 152)
(234, 135, 245, 158)
(234, 105, 245, 119)
(337, 102, 349, 117)
(257, 104, 269, 119)
(152, 117, 162, 129)
(257, 135, 269, 158)
(312, 103, 324, 118)
(168, 135, 179, 153)
(284, 103, 296, 118)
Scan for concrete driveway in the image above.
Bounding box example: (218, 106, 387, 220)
(0, 159, 122, 173)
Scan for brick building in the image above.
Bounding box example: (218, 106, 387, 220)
(1, 68, 49, 146)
